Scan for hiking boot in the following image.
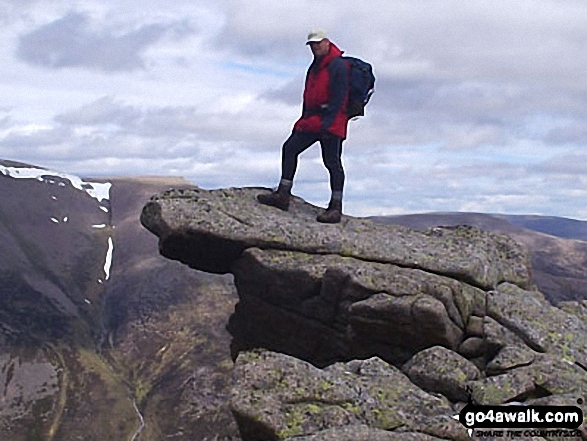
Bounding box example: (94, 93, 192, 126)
(257, 187, 290, 211)
(317, 199, 342, 224)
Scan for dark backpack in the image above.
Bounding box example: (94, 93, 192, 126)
(342, 56, 375, 118)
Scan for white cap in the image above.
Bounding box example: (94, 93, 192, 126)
(306, 29, 328, 44)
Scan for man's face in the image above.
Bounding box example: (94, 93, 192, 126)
(309, 39, 330, 58)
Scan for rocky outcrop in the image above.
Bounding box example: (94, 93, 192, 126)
(141, 187, 587, 440)
(230, 350, 467, 440)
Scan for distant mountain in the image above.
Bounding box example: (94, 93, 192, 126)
(371, 211, 587, 241)
(0, 160, 240, 441)
(371, 212, 587, 304)
(493, 214, 587, 241)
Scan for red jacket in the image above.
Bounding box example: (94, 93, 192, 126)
(294, 43, 349, 139)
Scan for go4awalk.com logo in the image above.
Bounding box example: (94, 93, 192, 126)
(453, 402, 584, 439)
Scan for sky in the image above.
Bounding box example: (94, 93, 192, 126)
(1, 0, 587, 218)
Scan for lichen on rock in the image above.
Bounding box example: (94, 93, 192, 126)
(141, 187, 532, 289)
(141, 186, 587, 441)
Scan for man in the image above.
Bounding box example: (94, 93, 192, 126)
(257, 29, 350, 224)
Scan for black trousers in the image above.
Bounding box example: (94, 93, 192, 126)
(281, 131, 345, 194)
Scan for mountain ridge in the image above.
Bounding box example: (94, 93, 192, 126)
(371, 211, 587, 241)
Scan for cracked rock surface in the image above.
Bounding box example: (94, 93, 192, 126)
(141, 187, 586, 440)
(141, 187, 532, 289)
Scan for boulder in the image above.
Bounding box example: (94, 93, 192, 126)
(469, 353, 587, 405)
(229, 247, 473, 365)
(230, 350, 467, 440)
(558, 300, 587, 323)
(485, 345, 537, 375)
(402, 346, 481, 402)
(483, 315, 528, 356)
(488, 283, 587, 367)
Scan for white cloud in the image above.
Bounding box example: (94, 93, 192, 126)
(534, 152, 587, 175)
(17, 11, 195, 72)
(1, 0, 587, 219)
(56, 96, 142, 126)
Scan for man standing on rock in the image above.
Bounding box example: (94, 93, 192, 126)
(257, 29, 350, 224)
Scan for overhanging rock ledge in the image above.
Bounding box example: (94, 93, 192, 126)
(140, 187, 532, 291)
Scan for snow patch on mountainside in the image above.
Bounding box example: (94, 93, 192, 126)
(0, 164, 111, 204)
(1, 163, 115, 283)
(104, 237, 114, 281)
